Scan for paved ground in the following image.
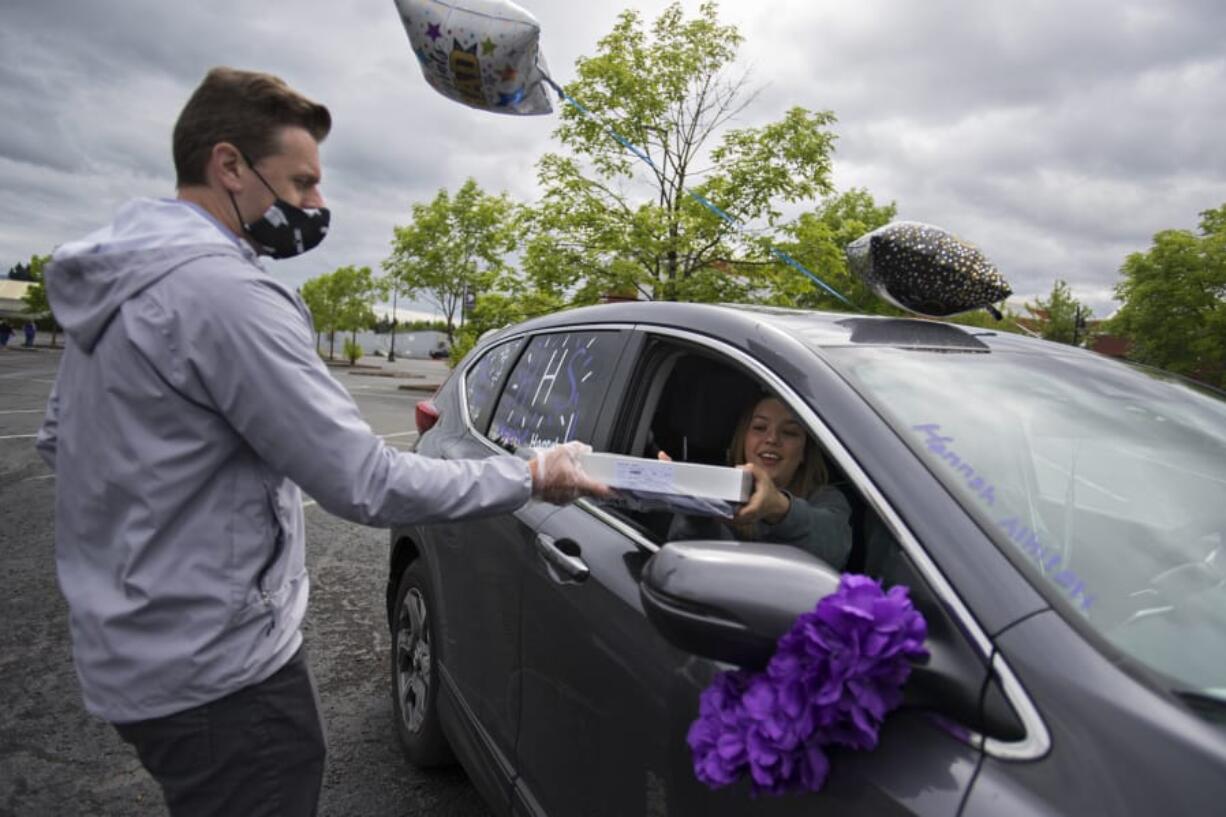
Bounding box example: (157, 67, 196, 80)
(0, 341, 491, 817)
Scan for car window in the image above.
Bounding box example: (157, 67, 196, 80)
(595, 342, 902, 580)
(488, 330, 626, 450)
(464, 337, 525, 433)
(823, 345, 1226, 698)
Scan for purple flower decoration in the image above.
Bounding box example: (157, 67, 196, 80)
(687, 669, 751, 788)
(688, 574, 928, 796)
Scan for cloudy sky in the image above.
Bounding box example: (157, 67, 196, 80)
(2, 0, 1223, 318)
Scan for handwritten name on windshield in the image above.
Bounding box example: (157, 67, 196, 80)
(913, 423, 1094, 612)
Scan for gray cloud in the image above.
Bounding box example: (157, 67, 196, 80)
(2, 0, 1221, 319)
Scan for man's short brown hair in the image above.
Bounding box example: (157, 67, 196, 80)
(173, 67, 331, 187)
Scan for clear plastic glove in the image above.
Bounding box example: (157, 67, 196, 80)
(529, 441, 612, 504)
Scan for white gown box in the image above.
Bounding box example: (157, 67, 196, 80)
(580, 452, 752, 518)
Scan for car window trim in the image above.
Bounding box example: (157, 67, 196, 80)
(460, 321, 1050, 762)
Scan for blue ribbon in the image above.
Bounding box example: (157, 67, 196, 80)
(538, 73, 852, 306)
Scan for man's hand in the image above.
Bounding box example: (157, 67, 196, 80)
(529, 441, 612, 504)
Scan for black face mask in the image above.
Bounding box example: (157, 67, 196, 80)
(229, 156, 330, 258)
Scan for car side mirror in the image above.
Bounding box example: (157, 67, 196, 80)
(640, 540, 1024, 740)
(640, 540, 840, 667)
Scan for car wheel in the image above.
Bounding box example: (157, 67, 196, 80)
(391, 560, 454, 767)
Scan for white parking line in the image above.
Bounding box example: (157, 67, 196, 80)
(0, 368, 58, 380)
(0, 409, 45, 414)
(0, 434, 37, 440)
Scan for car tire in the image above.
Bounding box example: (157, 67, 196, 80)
(390, 560, 455, 767)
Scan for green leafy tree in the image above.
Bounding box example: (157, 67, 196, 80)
(765, 188, 899, 312)
(335, 265, 378, 355)
(21, 254, 58, 347)
(1110, 204, 1226, 386)
(527, 2, 839, 305)
(449, 283, 566, 365)
(301, 274, 340, 359)
(301, 265, 377, 361)
(384, 179, 517, 346)
(1024, 280, 1092, 345)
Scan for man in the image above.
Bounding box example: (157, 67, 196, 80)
(35, 67, 603, 816)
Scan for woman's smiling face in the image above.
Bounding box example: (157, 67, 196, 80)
(742, 397, 805, 489)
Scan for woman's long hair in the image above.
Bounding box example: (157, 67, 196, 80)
(727, 396, 828, 538)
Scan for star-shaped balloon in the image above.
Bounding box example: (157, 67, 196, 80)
(395, 0, 553, 115)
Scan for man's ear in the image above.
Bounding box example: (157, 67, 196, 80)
(211, 142, 246, 194)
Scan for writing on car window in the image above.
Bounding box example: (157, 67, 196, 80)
(489, 332, 619, 450)
(465, 337, 525, 430)
(913, 422, 1095, 611)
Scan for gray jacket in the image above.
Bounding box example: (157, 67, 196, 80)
(37, 198, 531, 723)
(667, 483, 853, 569)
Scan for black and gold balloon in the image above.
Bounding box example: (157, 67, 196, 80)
(846, 222, 1011, 317)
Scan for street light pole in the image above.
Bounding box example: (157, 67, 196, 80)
(387, 287, 398, 362)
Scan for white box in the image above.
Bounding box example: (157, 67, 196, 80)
(579, 452, 753, 518)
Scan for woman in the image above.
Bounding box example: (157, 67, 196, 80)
(663, 394, 853, 570)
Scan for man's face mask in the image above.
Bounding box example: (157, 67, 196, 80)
(230, 155, 330, 259)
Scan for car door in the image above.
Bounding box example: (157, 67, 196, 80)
(445, 327, 632, 812)
(418, 335, 541, 795)
(512, 331, 995, 816)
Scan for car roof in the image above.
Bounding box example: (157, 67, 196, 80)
(493, 300, 1066, 356)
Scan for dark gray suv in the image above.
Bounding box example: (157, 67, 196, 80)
(387, 302, 1226, 816)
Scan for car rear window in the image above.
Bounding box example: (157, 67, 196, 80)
(464, 337, 525, 433)
(488, 330, 625, 450)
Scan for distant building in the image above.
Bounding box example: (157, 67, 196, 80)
(1089, 334, 1131, 359)
(0, 279, 32, 319)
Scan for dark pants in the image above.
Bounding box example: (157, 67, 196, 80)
(114, 646, 327, 817)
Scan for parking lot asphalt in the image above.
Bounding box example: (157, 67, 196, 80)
(0, 343, 489, 817)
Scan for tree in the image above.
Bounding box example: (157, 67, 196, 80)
(1024, 280, 1091, 346)
(1110, 204, 1226, 386)
(335, 265, 378, 354)
(526, 2, 839, 305)
(21, 254, 59, 347)
(384, 179, 517, 346)
(449, 282, 566, 365)
(765, 188, 900, 313)
(300, 274, 339, 359)
(300, 265, 378, 361)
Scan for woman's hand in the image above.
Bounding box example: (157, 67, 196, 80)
(733, 463, 791, 526)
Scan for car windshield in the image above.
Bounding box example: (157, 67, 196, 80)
(822, 344, 1226, 700)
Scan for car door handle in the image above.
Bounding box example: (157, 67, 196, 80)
(534, 533, 589, 583)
